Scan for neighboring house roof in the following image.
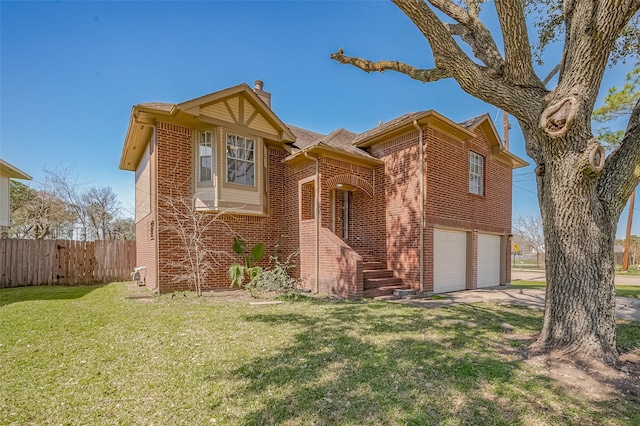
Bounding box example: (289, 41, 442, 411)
(0, 159, 32, 180)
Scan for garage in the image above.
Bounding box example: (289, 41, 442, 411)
(434, 229, 467, 293)
(477, 233, 501, 288)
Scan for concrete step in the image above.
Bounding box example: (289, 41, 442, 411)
(363, 284, 409, 298)
(363, 269, 394, 280)
(362, 261, 385, 270)
(364, 276, 402, 289)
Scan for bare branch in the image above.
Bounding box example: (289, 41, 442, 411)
(494, 0, 542, 87)
(542, 63, 561, 86)
(330, 51, 452, 82)
(429, 0, 505, 71)
(428, 0, 471, 23)
(598, 98, 640, 213)
(331, 0, 545, 122)
(392, 0, 543, 122)
(465, 0, 479, 18)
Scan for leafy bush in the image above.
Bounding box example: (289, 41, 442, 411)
(229, 236, 265, 288)
(246, 254, 300, 298)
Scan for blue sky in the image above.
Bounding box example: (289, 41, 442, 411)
(1, 0, 637, 238)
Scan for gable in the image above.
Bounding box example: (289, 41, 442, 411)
(120, 83, 296, 171)
(198, 93, 279, 137)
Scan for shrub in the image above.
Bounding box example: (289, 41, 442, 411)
(246, 254, 300, 298)
(229, 236, 265, 288)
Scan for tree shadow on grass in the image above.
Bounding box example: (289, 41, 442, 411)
(0, 284, 105, 307)
(203, 300, 639, 425)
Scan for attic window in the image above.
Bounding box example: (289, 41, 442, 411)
(226, 134, 255, 186)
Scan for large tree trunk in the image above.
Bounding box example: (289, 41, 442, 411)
(527, 129, 620, 365)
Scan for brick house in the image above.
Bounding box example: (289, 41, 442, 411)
(119, 81, 527, 298)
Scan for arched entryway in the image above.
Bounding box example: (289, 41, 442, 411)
(325, 174, 373, 243)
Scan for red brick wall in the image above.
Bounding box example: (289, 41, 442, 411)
(317, 227, 363, 298)
(371, 130, 421, 288)
(154, 121, 291, 293)
(148, 117, 513, 296)
(425, 127, 512, 233)
(369, 125, 514, 292)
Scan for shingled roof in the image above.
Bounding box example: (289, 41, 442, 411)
(284, 126, 380, 164)
(458, 113, 490, 130)
(137, 102, 174, 112)
(353, 111, 429, 145)
(287, 125, 324, 151)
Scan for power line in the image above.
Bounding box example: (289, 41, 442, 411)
(513, 184, 537, 195)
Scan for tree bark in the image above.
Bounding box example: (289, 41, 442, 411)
(528, 127, 620, 365)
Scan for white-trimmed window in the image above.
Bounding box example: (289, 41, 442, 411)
(198, 131, 213, 183)
(469, 151, 484, 195)
(226, 134, 255, 186)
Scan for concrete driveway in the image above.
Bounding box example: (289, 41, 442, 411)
(392, 287, 640, 322)
(512, 269, 640, 286)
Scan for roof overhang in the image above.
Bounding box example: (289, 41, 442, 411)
(0, 159, 32, 180)
(470, 116, 529, 169)
(119, 84, 296, 172)
(355, 110, 476, 148)
(283, 145, 383, 168)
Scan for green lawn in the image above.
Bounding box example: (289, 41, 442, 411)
(511, 280, 640, 298)
(1, 283, 639, 425)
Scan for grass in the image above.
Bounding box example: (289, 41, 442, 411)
(1, 283, 640, 425)
(511, 280, 640, 298)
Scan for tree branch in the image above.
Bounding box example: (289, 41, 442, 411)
(330, 51, 453, 82)
(542, 63, 561, 86)
(494, 0, 542, 87)
(598, 98, 640, 213)
(556, 0, 639, 111)
(392, 0, 543, 122)
(429, 0, 505, 72)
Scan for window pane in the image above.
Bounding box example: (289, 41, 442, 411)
(226, 133, 256, 186)
(469, 152, 483, 195)
(200, 156, 212, 182)
(198, 131, 213, 183)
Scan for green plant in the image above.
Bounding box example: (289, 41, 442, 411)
(229, 236, 265, 288)
(246, 253, 300, 297)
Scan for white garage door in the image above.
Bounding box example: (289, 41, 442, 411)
(434, 229, 467, 293)
(477, 234, 501, 288)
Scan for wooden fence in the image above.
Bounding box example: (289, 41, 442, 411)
(0, 239, 136, 288)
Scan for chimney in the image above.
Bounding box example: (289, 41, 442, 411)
(253, 80, 271, 108)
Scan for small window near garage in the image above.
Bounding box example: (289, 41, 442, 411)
(198, 131, 213, 183)
(469, 151, 484, 196)
(226, 134, 255, 186)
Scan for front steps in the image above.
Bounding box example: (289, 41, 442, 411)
(362, 260, 408, 298)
